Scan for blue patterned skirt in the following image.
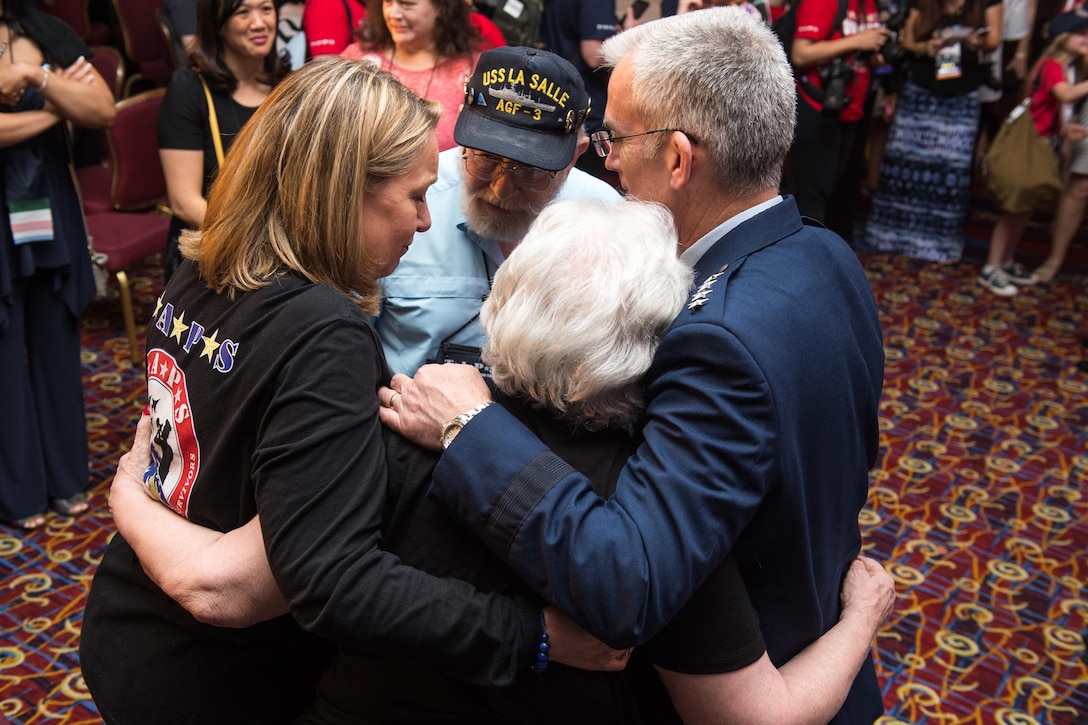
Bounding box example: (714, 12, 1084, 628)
(862, 80, 980, 263)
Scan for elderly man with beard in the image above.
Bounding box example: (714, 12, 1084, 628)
(376, 45, 619, 376)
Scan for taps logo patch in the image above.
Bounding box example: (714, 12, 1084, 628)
(146, 349, 201, 517)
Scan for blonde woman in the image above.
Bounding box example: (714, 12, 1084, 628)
(81, 58, 616, 725)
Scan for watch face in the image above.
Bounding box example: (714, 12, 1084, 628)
(441, 422, 462, 450)
(441, 404, 491, 449)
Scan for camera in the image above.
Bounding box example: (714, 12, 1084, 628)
(878, 0, 910, 66)
(820, 57, 854, 116)
(617, 0, 649, 25)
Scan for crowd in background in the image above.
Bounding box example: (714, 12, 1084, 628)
(36, 0, 1088, 275)
(2, 0, 1086, 530)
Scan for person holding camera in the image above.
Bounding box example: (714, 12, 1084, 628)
(789, 0, 891, 243)
(863, 0, 1002, 263)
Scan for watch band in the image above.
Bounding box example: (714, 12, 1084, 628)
(440, 402, 494, 450)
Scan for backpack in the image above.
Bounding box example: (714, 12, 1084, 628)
(772, 0, 847, 65)
(487, 0, 546, 49)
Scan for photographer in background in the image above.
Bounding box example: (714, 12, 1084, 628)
(789, 0, 891, 242)
(863, 0, 1002, 263)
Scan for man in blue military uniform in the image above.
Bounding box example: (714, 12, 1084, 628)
(383, 9, 888, 722)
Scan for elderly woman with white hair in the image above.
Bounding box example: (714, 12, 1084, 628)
(102, 197, 892, 723)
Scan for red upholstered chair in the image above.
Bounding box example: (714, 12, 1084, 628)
(84, 88, 166, 210)
(86, 214, 170, 362)
(76, 46, 126, 215)
(83, 89, 172, 363)
(89, 45, 125, 100)
(113, 0, 175, 95)
(76, 162, 113, 215)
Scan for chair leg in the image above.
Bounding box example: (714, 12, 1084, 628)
(115, 269, 141, 365)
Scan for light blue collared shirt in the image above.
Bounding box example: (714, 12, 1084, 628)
(377, 147, 620, 375)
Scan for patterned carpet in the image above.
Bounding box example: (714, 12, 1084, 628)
(0, 219, 1086, 724)
(860, 250, 1088, 725)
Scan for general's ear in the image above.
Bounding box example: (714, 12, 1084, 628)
(666, 130, 695, 191)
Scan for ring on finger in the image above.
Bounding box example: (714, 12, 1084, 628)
(389, 391, 401, 409)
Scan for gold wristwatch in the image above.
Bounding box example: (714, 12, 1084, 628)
(440, 403, 493, 450)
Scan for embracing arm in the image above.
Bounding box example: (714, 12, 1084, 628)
(114, 417, 625, 672)
(387, 324, 776, 647)
(250, 317, 626, 685)
(388, 241, 883, 650)
(109, 416, 288, 627)
(657, 556, 895, 725)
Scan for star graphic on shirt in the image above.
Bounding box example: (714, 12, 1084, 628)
(153, 294, 164, 320)
(201, 330, 221, 362)
(170, 312, 189, 344)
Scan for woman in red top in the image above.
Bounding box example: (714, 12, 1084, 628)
(980, 10, 1088, 296)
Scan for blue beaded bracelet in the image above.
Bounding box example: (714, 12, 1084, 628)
(532, 611, 550, 674)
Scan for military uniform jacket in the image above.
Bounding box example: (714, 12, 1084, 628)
(428, 196, 887, 723)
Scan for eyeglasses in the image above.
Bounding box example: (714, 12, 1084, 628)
(590, 128, 689, 158)
(462, 151, 559, 191)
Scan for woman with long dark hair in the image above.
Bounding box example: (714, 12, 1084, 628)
(0, 0, 114, 528)
(159, 0, 291, 280)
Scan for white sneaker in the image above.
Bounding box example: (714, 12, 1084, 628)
(979, 266, 1018, 296)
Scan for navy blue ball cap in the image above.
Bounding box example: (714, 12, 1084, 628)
(455, 46, 592, 172)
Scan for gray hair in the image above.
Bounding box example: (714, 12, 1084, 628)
(600, 7, 796, 196)
(481, 199, 693, 429)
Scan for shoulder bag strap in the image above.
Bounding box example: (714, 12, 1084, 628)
(796, 0, 852, 103)
(198, 74, 226, 167)
(341, 0, 355, 37)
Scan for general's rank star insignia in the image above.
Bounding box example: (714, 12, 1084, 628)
(687, 265, 728, 310)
